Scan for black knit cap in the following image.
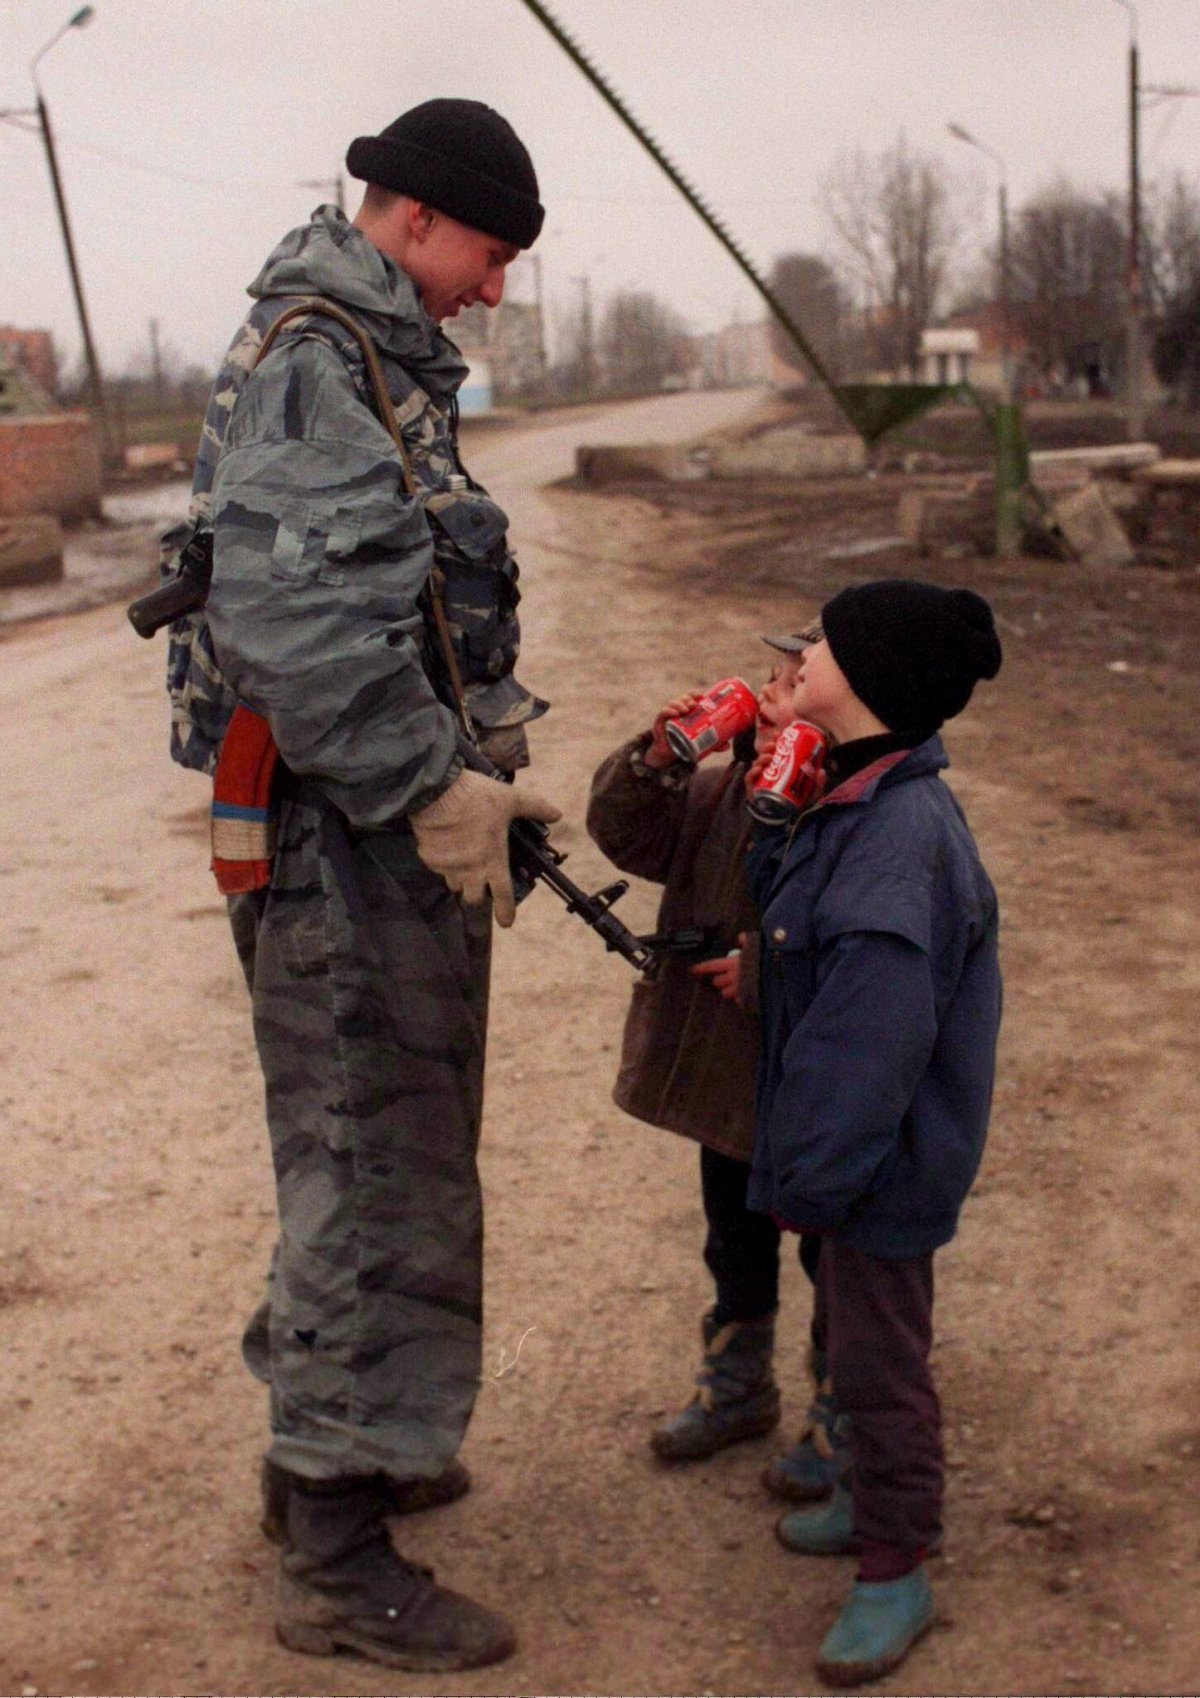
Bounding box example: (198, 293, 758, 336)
(346, 99, 544, 249)
(821, 579, 1002, 734)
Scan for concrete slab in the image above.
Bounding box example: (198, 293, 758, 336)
(575, 443, 698, 483)
(1131, 458, 1200, 486)
(0, 515, 64, 587)
(1030, 443, 1161, 479)
(1048, 482, 1135, 567)
(710, 428, 866, 480)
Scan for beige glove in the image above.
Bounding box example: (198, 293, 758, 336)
(410, 767, 562, 928)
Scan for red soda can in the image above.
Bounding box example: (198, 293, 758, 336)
(665, 677, 758, 763)
(747, 720, 828, 824)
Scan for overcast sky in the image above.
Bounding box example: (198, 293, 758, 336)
(4, 0, 1200, 378)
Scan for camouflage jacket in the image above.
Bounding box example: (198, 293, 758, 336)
(163, 205, 545, 822)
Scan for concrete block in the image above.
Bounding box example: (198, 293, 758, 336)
(1030, 442, 1161, 481)
(575, 443, 695, 483)
(0, 515, 64, 587)
(897, 480, 995, 555)
(710, 428, 867, 480)
(124, 441, 184, 472)
(1047, 481, 1135, 567)
(1131, 457, 1200, 486)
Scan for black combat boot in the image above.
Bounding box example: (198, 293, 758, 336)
(260, 1455, 471, 1544)
(274, 1471, 515, 1671)
(650, 1309, 780, 1461)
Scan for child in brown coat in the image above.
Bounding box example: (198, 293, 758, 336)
(587, 630, 844, 1497)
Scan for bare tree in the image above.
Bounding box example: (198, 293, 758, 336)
(1007, 179, 1125, 392)
(766, 253, 845, 381)
(822, 137, 962, 377)
(546, 288, 597, 398)
(1134, 174, 1200, 406)
(1143, 173, 1200, 312)
(597, 290, 692, 393)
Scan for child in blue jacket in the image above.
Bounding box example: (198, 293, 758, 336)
(747, 579, 1002, 1687)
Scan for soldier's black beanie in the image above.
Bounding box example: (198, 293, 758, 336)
(821, 579, 1002, 734)
(347, 99, 544, 249)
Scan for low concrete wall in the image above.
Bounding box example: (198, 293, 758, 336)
(576, 443, 695, 483)
(1029, 442, 1160, 480)
(710, 427, 866, 480)
(0, 412, 102, 521)
(0, 515, 64, 587)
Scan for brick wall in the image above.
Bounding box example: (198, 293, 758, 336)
(0, 327, 58, 396)
(0, 413, 102, 521)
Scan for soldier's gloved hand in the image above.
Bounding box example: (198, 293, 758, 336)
(410, 768, 562, 929)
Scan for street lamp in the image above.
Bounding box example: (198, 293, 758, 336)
(18, 6, 114, 463)
(297, 174, 345, 213)
(947, 122, 1011, 403)
(949, 121, 1022, 559)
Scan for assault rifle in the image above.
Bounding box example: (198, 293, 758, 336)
(507, 814, 710, 975)
(128, 551, 704, 975)
(458, 742, 708, 975)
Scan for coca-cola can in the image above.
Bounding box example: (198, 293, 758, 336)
(665, 677, 758, 763)
(747, 719, 828, 824)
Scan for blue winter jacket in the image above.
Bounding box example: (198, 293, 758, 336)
(748, 737, 1001, 1259)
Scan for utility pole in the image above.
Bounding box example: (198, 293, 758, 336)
(530, 252, 547, 389)
(568, 274, 596, 395)
(6, 8, 116, 465)
(149, 317, 164, 406)
(948, 121, 1022, 558)
(1127, 21, 1144, 438)
(947, 122, 1012, 402)
(298, 175, 345, 213)
(35, 87, 109, 452)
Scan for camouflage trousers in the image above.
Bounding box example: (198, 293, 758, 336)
(230, 793, 492, 1481)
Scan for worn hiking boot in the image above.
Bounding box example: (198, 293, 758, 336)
(816, 1568, 934, 1685)
(260, 1455, 470, 1545)
(274, 1472, 515, 1672)
(762, 1374, 850, 1503)
(650, 1309, 780, 1462)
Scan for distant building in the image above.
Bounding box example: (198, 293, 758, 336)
(0, 357, 55, 416)
(458, 356, 494, 417)
(0, 356, 101, 521)
(694, 319, 773, 388)
(452, 300, 545, 401)
(0, 327, 58, 397)
(918, 327, 980, 387)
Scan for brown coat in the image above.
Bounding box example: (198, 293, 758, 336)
(586, 736, 763, 1162)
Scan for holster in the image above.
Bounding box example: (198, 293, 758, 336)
(211, 703, 278, 894)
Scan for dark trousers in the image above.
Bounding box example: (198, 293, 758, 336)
(820, 1238, 943, 1567)
(700, 1147, 823, 1348)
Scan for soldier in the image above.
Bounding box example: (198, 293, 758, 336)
(160, 101, 559, 1671)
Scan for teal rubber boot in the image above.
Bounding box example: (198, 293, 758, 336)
(775, 1483, 856, 1555)
(650, 1309, 780, 1462)
(762, 1374, 850, 1503)
(816, 1568, 934, 1686)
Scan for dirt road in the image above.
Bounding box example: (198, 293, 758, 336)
(2, 390, 1198, 1697)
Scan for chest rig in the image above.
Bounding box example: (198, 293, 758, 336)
(163, 294, 540, 775)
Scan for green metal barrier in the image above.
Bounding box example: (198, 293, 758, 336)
(519, 0, 1031, 556)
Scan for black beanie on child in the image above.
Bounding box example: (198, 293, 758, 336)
(821, 579, 1002, 734)
(346, 99, 544, 249)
